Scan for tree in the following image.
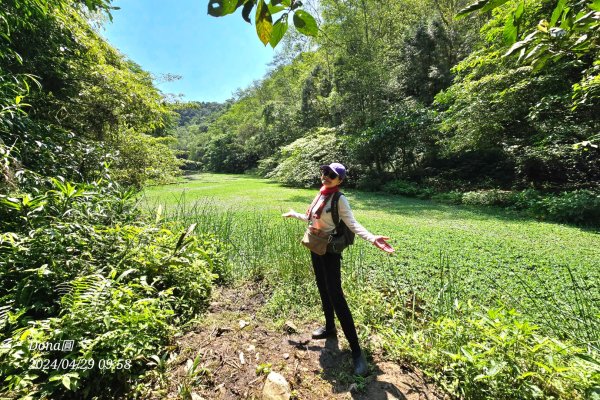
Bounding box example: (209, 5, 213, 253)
(1, 0, 180, 189)
(458, 0, 600, 110)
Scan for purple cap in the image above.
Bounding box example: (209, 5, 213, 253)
(320, 162, 346, 179)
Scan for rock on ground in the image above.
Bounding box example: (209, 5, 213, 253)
(262, 371, 291, 400)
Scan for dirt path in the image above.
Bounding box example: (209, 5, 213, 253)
(162, 283, 443, 400)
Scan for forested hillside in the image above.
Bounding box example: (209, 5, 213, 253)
(171, 102, 228, 170)
(183, 0, 600, 224)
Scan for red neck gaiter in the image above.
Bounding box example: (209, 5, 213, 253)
(307, 185, 340, 219)
(320, 185, 340, 196)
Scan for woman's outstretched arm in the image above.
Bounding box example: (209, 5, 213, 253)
(338, 196, 394, 253)
(282, 209, 309, 222)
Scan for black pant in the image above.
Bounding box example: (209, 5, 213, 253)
(311, 251, 361, 356)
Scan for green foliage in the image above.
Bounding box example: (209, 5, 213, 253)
(1, 0, 180, 190)
(443, 188, 600, 225)
(382, 306, 599, 399)
(461, 0, 600, 107)
(0, 178, 224, 398)
(529, 189, 600, 224)
(382, 180, 435, 199)
(462, 189, 515, 206)
(396, 19, 465, 105)
(204, 0, 598, 203)
(349, 100, 437, 182)
(430, 190, 464, 204)
(511, 145, 600, 191)
(255, 362, 272, 376)
(111, 129, 182, 188)
(267, 128, 348, 187)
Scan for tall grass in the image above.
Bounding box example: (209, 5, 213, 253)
(141, 190, 599, 349)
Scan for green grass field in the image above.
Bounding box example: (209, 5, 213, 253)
(141, 173, 599, 348)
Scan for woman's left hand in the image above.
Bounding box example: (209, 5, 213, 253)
(373, 236, 394, 253)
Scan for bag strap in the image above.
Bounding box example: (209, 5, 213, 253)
(331, 191, 343, 227)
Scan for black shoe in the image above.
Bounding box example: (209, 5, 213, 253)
(311, 326, 337, 339)
(353, 352, 368, 376)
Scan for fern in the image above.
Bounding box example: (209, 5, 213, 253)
(60, 274, 111, 312)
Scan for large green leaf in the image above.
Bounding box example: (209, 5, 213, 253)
(207, 0, 245, 17)
(270, 15, 288, 48)
(242, 0, 256, 23)
(255, 0, 273, 46)
(503, 1, 524, 44)
(504, 31, 537, 57)
(503, 12, 518, 44)
(268, 4, 287, 14)
(550, 0, 567, 26)
(292, 10, 318, 37)
(515, 1, 524, 20)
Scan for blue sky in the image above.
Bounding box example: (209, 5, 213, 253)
(101, 0, 276, 103)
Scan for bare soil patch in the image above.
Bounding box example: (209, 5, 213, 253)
(161, 283, 443, 399)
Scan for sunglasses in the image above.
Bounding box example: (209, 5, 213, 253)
(321, 168, 338, 180)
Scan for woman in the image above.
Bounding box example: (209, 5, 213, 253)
(282, 162, 394, 376)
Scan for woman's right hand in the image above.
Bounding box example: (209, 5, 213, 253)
(282, 209, 296, 218)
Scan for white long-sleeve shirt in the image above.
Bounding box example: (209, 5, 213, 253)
(288, 193, 377, 243)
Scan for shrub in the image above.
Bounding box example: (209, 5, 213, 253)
(2, 275, 175, 398)
(355, 169, 393, 192)
(256, 156, 279, 177)
(431, 191, 463, 204)
(382, 180, 435, 199)
(511, 145, 600, 191)
(508, 188, 543, 210)
(267, 128, 348, 187)
(382, 307, 600, 400)
(508, 189, 600, 225)
(538, 190, 600, 225)
(383, 180, 422, 197)
(179, 158, 202, 171)
(0, 178, 223, 398)
(462, 189, 514, 207)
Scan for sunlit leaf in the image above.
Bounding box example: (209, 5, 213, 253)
(175, 223, 197, 252)
(62, 375, 71, 390)
(514, 1, 524, 20)
(255, 0, 273, 45)
(268, 4, 286, 14)
(270, 15, 288, 48)
(503, 11, 518, 44)
(574, 10, 596, 24)
(561, 7, 574, 30)
(575, 353, 600, 368)
(293, 10, 317, 37)
(531, 53, 551, 73)
(550, 0, 566, 26)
